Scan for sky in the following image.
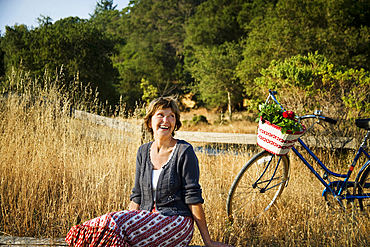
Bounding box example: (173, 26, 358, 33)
(0, 0, 131, 35)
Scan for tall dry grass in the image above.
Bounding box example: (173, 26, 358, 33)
(194, 144, 370, 246)
(1, 70, 370, 246)
(0, 96, 142, 238)
(181, 108, 258, 134)
(0, 69, 142, 238)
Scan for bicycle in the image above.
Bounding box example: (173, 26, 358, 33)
(226, 89, 370, 222)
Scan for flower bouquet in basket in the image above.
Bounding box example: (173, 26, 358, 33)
(257, 104, 306, 156)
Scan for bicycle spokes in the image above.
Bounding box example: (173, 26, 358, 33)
(227, 151, 289, 223)
(253, 155, 284, 193)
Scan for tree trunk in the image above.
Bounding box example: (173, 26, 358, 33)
(227, 90, 232, 121)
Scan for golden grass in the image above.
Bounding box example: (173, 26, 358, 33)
(1, 75, 370, 246)
(192, 145, 370, 246)
(0, 93, 141, 238)
(181, 108, 258, 134)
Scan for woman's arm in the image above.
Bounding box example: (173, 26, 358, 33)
(130, 145, 144, 206)
(188, 203, 232, 247)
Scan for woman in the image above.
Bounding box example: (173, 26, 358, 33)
(66, 97, 232, 247)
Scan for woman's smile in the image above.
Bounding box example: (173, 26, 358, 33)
(151, 108, 176, 137)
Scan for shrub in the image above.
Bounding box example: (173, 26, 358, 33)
(191, 114, 209, 125)
(253, 52, 370, 141)
(181, 115, 209, 128)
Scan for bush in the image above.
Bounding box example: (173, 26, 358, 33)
(253, 52, 370, 141)
(191, 114, 208, 125)
(182, 115, 209, 127)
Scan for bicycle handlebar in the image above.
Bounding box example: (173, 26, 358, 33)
(269, 89, 277, 95)
(299, 115, 337, 125)
(267, 89, 337, 125)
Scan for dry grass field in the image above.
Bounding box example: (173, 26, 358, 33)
(180, 107, 258, 134)
(1, 78, 370, 246)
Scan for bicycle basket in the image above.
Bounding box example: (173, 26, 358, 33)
(257, 117, 306, 156)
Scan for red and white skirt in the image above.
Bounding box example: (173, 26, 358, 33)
(65, 210, 194, 247)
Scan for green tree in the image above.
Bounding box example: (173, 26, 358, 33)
(316, 0, 370, 70)
(254, 52, 370, 138)
(140, 78, 158, 103)
(91, 0, 118, 16)
(0, 36, 4, 80)
(184, 0, 247, 48)
(1, 24, 33, 75)
(184, 0, 277, 57)
(1, 17, 120, 104)
(184, 0, 276, 106)
(89, 0, 123, 33)
(188, 42, 242, 119)
(184, 0, 247, 69)
(113, 0, 203, 109)
(238, 0, 370, 98)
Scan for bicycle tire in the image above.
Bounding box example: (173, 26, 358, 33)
(227, 150, 290, 222)
(358, 164, 370, 211)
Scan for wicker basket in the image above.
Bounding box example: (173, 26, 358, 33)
(257, 117, 306, 156)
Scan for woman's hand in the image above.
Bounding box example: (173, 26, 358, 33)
(128, 201, 140, 210)
(188, 203, 234, 247)
(205, 240, 234, 247)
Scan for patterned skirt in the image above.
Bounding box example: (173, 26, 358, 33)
(65, 210, 194, 247)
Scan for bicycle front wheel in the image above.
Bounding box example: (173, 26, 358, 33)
(227, 150, 290, 222)
(358, 164, 370, 211)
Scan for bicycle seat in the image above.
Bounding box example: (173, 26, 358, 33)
(355, 119, 370, 130)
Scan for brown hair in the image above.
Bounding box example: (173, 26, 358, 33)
(144, 97, 182, 137)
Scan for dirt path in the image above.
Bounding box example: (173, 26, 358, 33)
(0, 236, 67, 246)
(0, 236, 204, 246)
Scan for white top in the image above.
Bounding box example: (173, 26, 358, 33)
(152, 143, 177, 201)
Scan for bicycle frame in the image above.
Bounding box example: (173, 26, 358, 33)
(253, 155, 284, 193)
(266, 90, 370, 201)
(291, 140, 370, 200)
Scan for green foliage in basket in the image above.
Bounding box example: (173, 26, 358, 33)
(258, 103, 304, 134)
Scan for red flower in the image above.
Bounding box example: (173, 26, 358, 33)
(283, 111, 295, 120)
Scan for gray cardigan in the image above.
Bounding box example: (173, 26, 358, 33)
(130, 139, 204, 217)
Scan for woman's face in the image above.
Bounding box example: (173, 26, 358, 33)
(150, 107, 176, 139)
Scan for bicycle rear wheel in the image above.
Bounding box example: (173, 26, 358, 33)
(227, 150, 290, 223)
(358, 165, 370, 211)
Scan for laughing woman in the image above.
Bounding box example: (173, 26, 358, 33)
(65, 97, 232, 247)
